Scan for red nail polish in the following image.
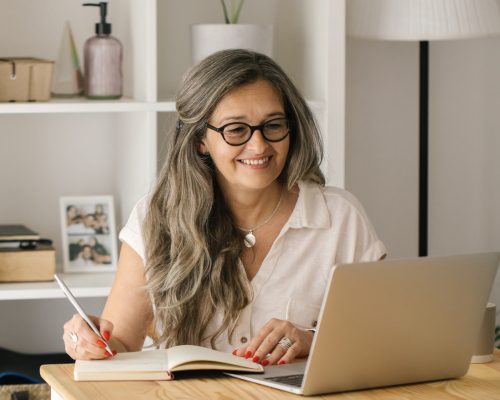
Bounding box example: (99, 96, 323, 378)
(252, 356, 260, 363)
(102, 331, 110, 341)
(104, 351, 112, 357)
(112, 350, 117, 355)
(262, 360, 269, 366)
(232, 349, 237, 356)
(96, 340, 106, 348)
(278, 360, 286, 365)
(245, 351, 252, 359)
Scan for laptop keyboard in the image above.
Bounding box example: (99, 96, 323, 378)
(264, 374, 304, 388)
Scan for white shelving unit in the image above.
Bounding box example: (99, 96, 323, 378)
(0, 98, 176, 114)
(0, 272, 115, 300)
(0, 0, 345, 352)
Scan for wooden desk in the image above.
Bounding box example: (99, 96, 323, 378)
(41, 350, 500, 399)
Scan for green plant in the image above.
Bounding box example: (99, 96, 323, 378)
(221, 0, 244, 24)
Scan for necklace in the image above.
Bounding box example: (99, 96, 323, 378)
(237, 187, 284, 248)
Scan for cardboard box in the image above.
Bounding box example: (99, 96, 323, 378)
(0, 245, 55, 282)
(0, 58, 54, 102)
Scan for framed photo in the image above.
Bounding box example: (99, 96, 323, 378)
(60, 195, 118, 273)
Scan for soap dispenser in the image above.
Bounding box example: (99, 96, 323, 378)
(82, 2, 122, 99)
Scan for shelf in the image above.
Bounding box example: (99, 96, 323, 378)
(156, 100, 177, 112)
(0, 97, 318, 116)
(0, 98, 176, 114)
(0, 272, 115, 300)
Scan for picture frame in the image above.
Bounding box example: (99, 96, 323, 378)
(60, 195, 118, 273)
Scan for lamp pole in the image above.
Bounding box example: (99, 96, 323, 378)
(419, 41, 429, 257)
(348, 0, 500, 258)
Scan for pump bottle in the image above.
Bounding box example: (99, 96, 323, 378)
(82, 2, 122, 99)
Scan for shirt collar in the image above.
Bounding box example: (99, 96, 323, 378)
(288, 180, 331, 230)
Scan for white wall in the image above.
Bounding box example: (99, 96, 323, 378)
(0, 298, 106, 353)
(346, 39, 419, 258)
(345, 37, 500, 321)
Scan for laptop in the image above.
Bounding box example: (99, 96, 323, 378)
(226, 252, 500, 395)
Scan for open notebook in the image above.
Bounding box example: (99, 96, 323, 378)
(74, 345, 263, 381)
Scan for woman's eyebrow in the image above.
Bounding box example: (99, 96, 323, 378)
(264, 112, 286, 119)
(218, 111, 286, 124)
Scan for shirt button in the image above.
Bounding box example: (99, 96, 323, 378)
(312, 320, 317, 328)
(240, 336, 248, 344)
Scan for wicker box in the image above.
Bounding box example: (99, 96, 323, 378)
(0, 58, 54, 102)
(0, 384, 50, 400)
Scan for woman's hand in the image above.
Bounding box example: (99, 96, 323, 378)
(63, 314, 115, 360)
(233, 318, 314, 366)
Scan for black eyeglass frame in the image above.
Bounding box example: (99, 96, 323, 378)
(206, 117, 290, 146)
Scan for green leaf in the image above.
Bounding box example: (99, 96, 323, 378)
(220, 0, 245, 24)
(232, 0, 245, 24)
(221, 0, 230, 24)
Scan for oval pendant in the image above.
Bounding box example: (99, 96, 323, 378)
(244, 232, 256, 248)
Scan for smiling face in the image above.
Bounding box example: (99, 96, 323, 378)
(199, 79, 290, 194)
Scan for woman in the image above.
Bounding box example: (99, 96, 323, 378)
(63, 49, 386, 366)
(89, 236, 112, 264)
(66, 205, 81, 226)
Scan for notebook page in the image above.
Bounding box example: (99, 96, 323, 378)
(75, 349, 168, 374)
(166, 345, 261, 371)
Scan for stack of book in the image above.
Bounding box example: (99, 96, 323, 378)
(0, 225, 55, 282)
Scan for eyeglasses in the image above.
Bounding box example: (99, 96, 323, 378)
(206, 117, 290, 146)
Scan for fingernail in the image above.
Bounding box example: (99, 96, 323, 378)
(262, 360, 269, 366)
(278, 360, 286, 365)
(103, 331, 110, 341)
(112, 350, 117, 355)
(245, 351, 252, 359)
(232, 349, 237, 356)
(104, 351, 112, 357)
(252, 356, 260, 363)
(96, 340, 106, 348)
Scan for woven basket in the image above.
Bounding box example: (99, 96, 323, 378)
(0, 384, 50, 400)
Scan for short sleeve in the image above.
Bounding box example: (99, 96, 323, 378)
(327, 188, 387, 264)
(118, 195, 148, 263)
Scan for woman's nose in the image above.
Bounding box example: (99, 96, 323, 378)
(245, 129, 268, 153)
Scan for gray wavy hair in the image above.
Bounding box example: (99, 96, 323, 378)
(143, 49, 325, 349)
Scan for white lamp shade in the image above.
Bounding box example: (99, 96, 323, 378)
(348, 0, 500, 41)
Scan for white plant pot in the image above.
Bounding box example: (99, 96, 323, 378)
(191, 24, 274, 64)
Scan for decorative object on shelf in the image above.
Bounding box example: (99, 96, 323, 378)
(52, 21, 84, 97)
(82, 2, 122, 99)
(221, 0, 245, 24)
(191, 0, 273, 64)
(347, 0, 500, 257)
(0, 58, 54, 102)
(0, 225, 55, 282)
(0, 245, 55, 283)
(59, 195, 117, 273)
(0, 225, 39, 242)
(0, 224, 52, 250)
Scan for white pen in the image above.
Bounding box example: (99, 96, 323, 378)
(54, 274, 114, 355)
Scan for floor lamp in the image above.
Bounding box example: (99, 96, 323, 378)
(347, 0, 500, 256)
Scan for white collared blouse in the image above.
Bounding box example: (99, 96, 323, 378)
(119, 180, 387, 352)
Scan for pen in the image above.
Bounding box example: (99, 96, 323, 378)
(54, 274, 113, 355)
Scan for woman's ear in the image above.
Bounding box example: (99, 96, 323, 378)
(198, 139, 209, 156)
